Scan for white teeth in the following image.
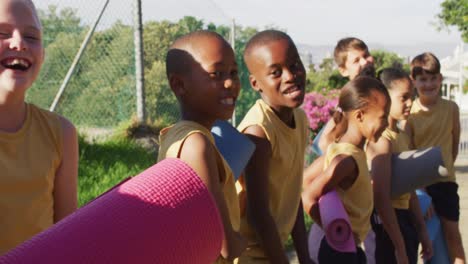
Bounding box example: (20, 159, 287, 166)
(4, 58, 30, 68)
(221, 98, 234, 105)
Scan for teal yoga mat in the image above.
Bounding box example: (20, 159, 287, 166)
(416, 189, 450, 264)
(211, 120, 255, 180)
(391, 147, 448, 198)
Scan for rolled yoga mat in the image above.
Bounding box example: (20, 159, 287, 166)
(311, 126, 324, 156)
(211, 120, 255, 180)
(391, 146, 449, 198)
(0, 158, 224, 264)
(318, 190, 356, 252)
(416, 190, 450, 264)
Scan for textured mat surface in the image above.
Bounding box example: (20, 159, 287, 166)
(0, 158, 223, 264)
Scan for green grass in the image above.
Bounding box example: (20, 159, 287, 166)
(78, 137, 155, 206)
(78, 136, 314, 250)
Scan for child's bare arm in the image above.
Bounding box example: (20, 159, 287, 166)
(452, 102, 460, 162)
(409, 192, 433, 261)
(403, 119, 415, 149)
(53, 117, 78, 222)
(180, 133, 246, 260)
(243, 125, 289, 263)
(318, 119, 335, 153)
(303, 156, 325, 188)
(291, 200, 314, 264)
(367, 138, 408, 263)
(302, 154, 358, 225)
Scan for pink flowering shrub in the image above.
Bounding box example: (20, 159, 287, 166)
(302, 88, 339, 138)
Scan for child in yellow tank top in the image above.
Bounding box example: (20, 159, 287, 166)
(157, 31, 245, 263)
(302, 76, 390, 264)
(406, 52, 464, 263)
(366, 68, 432, 264)
(0, 0, 78, 254)
(234, 30, 311, 264)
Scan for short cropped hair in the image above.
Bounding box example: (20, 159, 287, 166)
(165, 30, 228, 77)
(410, 52, 441, 79)
(243, 30, 294, 71)
(334, 37, 369, 68)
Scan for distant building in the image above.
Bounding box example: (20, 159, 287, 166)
(440, 43, 468, 111)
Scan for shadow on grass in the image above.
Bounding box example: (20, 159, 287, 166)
(78, 137, 155, 206)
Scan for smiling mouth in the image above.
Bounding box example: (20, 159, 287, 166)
(1, 58, 31, 71)
(283, 85, 303, 95)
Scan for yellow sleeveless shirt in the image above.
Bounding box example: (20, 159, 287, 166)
(408, 98, 456, 182)
(325, 142, 373, 244)
(381, 128, 412, 209)
(157, 120, 240, 264)
(236, 99, 309, 259)
(0, 103, 62, 254)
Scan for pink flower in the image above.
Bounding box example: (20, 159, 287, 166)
(302, 89, 339, 137)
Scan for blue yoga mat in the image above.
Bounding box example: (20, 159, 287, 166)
(416, 190, 450, 264)
(311, 126, 324, 156)
(211, 120, 256, 180)
(391, 147, 448, 198)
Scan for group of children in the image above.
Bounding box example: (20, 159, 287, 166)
(0, 0, 465, 264)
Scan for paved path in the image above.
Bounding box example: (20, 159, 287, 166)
(289, 154, 468, 263)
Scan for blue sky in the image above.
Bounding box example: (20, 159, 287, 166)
(35, 0, 463, 47)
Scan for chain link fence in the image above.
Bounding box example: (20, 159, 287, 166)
(30, 0, 258, 136)
(29, 0, 135, 130)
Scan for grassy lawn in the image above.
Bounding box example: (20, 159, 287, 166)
(77, 136, 313, 249)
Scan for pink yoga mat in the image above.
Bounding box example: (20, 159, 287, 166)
(0, 158, 224, 264)
(318, 190, 356, 253)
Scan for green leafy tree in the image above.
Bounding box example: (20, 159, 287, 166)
(436, 0, 468, 42)
(371, 50, 408, 73)
(38, 5, 84, 48)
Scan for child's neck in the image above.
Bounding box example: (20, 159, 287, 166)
(338, 126, 366, 149)
(180, 111, 214, 130)
(388, 117, 398, 132)
(0, 100, 27, 133)
(269, 105, 295, 128)
(418, 96, 439, 110)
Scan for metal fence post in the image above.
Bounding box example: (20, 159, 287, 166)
(134, 0, 146, 123)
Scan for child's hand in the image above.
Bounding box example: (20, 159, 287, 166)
(394, 247, 409, 264)
(419, 231, 433, 261)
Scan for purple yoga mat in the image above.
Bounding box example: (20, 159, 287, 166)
(319, 190, 356, 253)
(0, 158, 224, 264)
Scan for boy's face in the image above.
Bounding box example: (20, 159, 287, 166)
(179, 36, 240, 122)
(248, 39, 306, 112)
(412, 71, 442, 104)
(0, 0, 44, 97)
(388, 78, 413, 121)
(339, 48, 374, 80)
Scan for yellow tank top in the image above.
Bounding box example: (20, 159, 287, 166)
(408, 98, 456, 182)
(0, 103, 62, 254)
(325, 142, 373, 244)
(381, 128, 411, 209)
(236, 99, 309, 258)
(157, 120, 240, 231)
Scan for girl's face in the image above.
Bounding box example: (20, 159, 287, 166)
(358, 90, 390, 142)
(388, 78, 413, 121)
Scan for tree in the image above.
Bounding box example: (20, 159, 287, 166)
(371, 50, 409, 74)
(38, 5, 84, 48)
(436, 0, 468, 42)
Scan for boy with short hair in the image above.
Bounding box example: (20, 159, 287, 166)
(406, 52, 464, 264)
(236, 30, 312, 264)
(157, 30, 246, 263)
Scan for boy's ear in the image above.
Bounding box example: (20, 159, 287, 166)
(338, 66, 349, 77)
(168, 74, 186, 96)
(249, 75, 262, 92)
